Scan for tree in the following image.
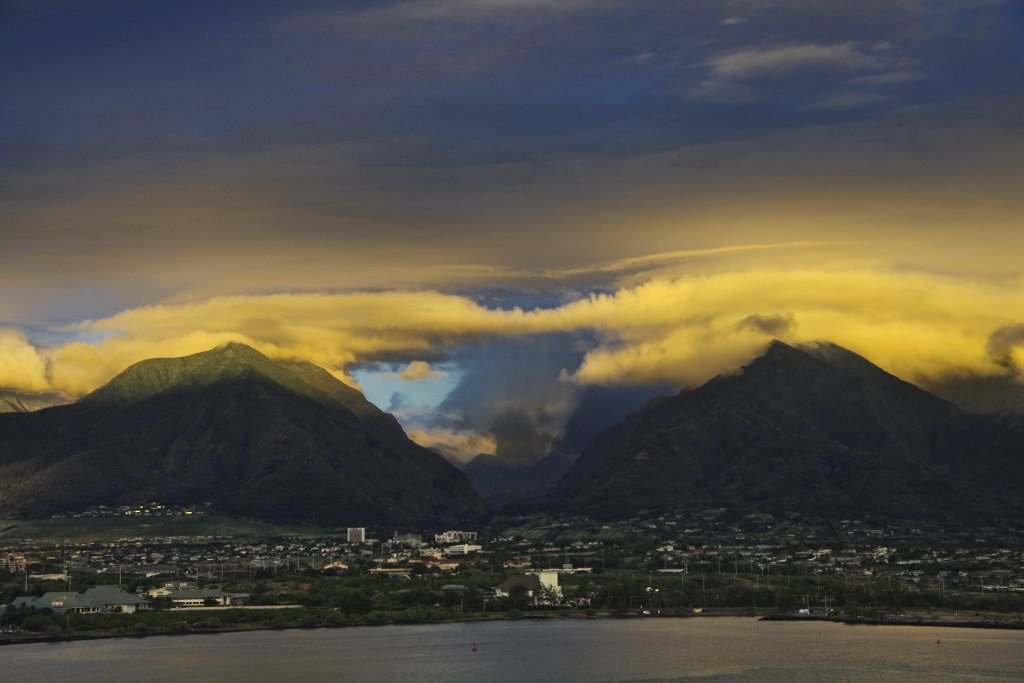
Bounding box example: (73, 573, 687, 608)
(508, 584, 531, 610)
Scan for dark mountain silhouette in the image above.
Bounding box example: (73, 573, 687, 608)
(555, 340, 1024, 520)
(461, 451, 577, 500)
(558, 383, 676, 454)
(926, 373, 1024, 416)
(0, 343, 482, 525)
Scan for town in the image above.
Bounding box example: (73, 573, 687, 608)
(2, 507, 1023, 642)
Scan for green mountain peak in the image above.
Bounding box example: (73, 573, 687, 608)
(81, 343, 377, 417)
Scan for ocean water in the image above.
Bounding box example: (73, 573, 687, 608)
(2, 617, 1023, 682)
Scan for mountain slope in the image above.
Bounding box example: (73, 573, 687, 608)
(461, 451, 577, 500)
(0, 343, 482, 525)
(0, 390, 71, 414)
(555, 341, 1024, 519)
(926, 373, 1024, 416)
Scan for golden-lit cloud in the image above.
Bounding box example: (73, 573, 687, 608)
(0, 329, 50, 393)
(3, 256, 1024, 399)
(395, 361, 447, 381)
(406, 427, 497, 463)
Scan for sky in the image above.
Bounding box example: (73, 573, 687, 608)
(2, 0, 1023, 460)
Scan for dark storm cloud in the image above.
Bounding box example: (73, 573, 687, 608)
(987, 324, 1024, 369)
(434, 334, 676, 459)
(3, 0, 1022, 305)
(2, 0, 1024, 443)
(437, 335, 584, 459)
(737, 314, 796, 338)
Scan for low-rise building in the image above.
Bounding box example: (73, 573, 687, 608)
(392, 532, 423, 548)
(435, 530, 477, 545)
(1, 553, 27, 573)
(322, 561, 350, 572)
(150, 588, 248, 608)
(496, 570, 562, 605)
(444, 544, 483, 556)
(12, 586, 150, 614)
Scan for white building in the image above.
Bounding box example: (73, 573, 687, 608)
(496, 570, 562, 605)
(443, 544, 483, 556)
(435, 530, 477, 544)
(347, 527, 366, 544)
(531, 570, 562, 597)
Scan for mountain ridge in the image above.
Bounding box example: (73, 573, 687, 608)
(0, 344, 482, 525)
(554, 339, 1024, 520)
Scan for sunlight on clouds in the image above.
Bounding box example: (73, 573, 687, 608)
(2, 261, 1024, 398)
(562, 269, 1021, 386)
(0, 329, 50, 393)
(396, 361, 447, 381)
(406, 427, 497, 463)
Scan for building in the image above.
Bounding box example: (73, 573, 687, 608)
(392, 532, 423, 548)
(347, 527, 366, 544)
(503, 556, 532, 569)
(496, 570, 561, 605)
(443, 544, 483, 556)
(497, 574, 541, 597)
(12, 586, 150, 614)
(149, 588, 248, 608)
(322, 561, 350, 572)
(435, 530, 477, 545)
(1, 553, 27, 573)
(531, 570, 561, 598)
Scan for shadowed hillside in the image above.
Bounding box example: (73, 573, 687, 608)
(555, 341, 1024, 520)
(0, 343, 482, 526)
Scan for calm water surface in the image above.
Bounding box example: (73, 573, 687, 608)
(2, 618, 1023, 682)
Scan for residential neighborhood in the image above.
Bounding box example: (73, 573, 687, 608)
(2, 509, 1023, 642)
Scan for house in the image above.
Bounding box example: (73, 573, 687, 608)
(12, 586, 150, 614)
(503, 556, 532, 569)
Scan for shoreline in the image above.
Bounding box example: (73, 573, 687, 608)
(3, 610, 1023, 648)
(759, 613, 1024, 631)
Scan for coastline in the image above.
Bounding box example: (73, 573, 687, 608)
(4, 609, 1023, 648)
(759, 613, 1024, 631)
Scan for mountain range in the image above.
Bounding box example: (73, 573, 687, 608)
(0, 343, 482, 525)
(0, 340, 1022, 526)
(555, 340, 1024, 520)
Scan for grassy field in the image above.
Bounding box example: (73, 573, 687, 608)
(0, 515, 345, 541)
